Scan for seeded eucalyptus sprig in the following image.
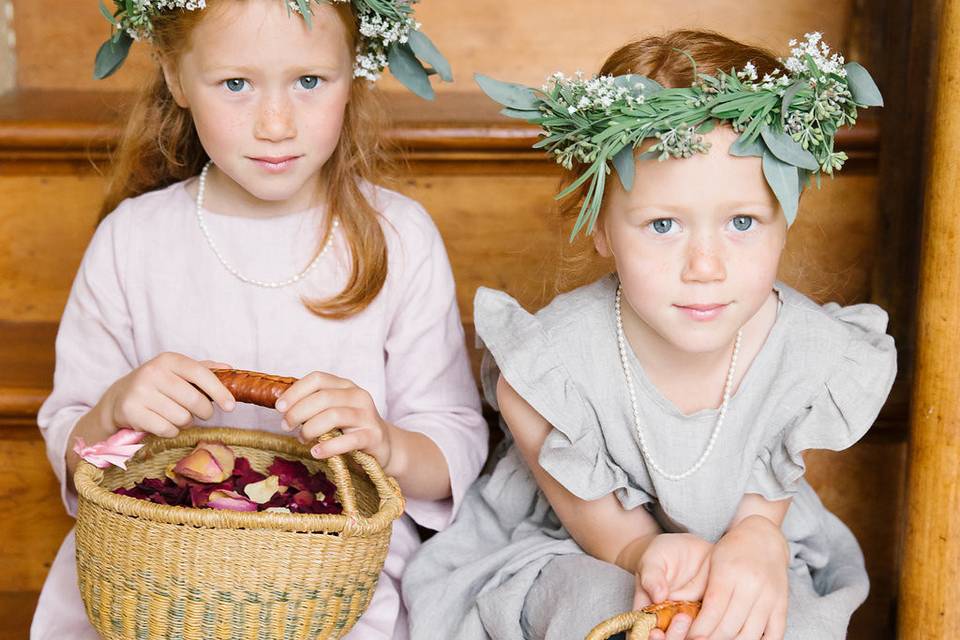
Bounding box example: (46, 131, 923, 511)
(476, 33, 882, 240)
(93, 0, 452, 100)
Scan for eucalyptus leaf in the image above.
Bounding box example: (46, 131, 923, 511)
(296, 0, 312, 28)
(388, 43, 435, 100)
(760, 125, 819, 170)
(474, 73, 540, 110)
(780, 80, 806, 123)
(500, 107, 541, 121)
(93, 32, 133, 80)
(844, 62, 883, 107)
(697, 119, 717, 134)
(99, 0, 117, 24)
(729, 134, 764, 158)
(762, 150, 800, 225)
(408, 31, 453, 82)
(612, 145, 636, 191)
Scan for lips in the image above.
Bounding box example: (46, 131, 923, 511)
(250, 155, 300, 163)
(676, 303, 728, 312)
(674, 302, 730, 322)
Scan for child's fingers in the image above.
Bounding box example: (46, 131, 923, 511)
(169, 356, 235, 412)
(732, 597, 771, 640)
(281, 388, 368, 430)
(705, 584, 758, 640)
(760, 596, 787, 640)
(275, 371, 354, 412)
(668, 556, 711, 602)
(663, 613, 692, 640)
(687, 578, 733, 638)
(162, 373, 217, 421)
(145, 388, 195, 429)
(310, 430, 366, 459)
(633, 574, 654, 610)
(639, 561, 669, 604)
(299, 407, 366, 441)
(128, 405, 180, 438)
(198, 360, 234, 370)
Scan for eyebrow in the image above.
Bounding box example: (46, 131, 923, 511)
(201, 64, 339, 75)
(628, 201, 775, 215)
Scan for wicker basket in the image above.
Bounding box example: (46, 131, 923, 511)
(586, 602, 701, 640)
(74, 427, 404, 640)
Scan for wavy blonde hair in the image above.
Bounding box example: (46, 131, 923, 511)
(99, 1, 392, 319)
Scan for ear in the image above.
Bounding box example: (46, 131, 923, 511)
(593, 219, 613, 258)
(160, 58, 189, 109)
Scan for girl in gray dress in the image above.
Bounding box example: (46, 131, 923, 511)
(403, 30, 894, 640)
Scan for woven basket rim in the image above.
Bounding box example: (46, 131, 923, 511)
(74, 427, 404, 536)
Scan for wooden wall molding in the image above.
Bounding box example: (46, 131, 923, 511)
(0, 89, 880, 168)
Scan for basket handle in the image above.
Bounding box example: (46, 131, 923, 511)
(585, 602, 702, 640)
(318, 429, 360, 518)
(585, 611, 654, 640)
(205, 369, 399, 523)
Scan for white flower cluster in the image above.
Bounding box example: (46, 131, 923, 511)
(353, 9, 419, 81)
(121, 0, 206, 39)
(783, 32, 847, 77)
(110, 0, 420, 83)
(736, 60, 792, 92)
(546, 72, 646, 115)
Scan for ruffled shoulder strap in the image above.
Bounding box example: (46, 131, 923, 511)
(748, 290, 898, 498)
(474, 282, 632, 502)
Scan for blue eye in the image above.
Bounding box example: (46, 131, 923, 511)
(224, 78, 246, 93)
(298, 76, 321, 90)
(730, 215, 754, 232)
(650, 219, 677, 235)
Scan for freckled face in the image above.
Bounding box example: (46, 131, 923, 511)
(595, 126, 787, 354)
(162, 0, 354, 212)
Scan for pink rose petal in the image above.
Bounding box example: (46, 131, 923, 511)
(73, 429, 147, 469)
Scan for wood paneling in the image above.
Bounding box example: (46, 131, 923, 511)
(12, 0, 856, 94)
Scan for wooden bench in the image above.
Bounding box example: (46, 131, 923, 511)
(0, 84, 911, 639)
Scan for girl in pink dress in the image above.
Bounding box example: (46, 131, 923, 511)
(33, 1, 486, 638)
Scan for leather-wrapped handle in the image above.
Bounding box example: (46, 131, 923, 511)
(646, 601, 701, 631)
(210, 369, 296, 408)
(586, 601, 702, 640)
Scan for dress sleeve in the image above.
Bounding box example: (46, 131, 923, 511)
(36, 206, 138, 517)
(475, 287, 653, 510)
(382, 206, 488, 531)
(746, 302, 897, 500)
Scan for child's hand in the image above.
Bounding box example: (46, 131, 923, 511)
(275, 372, 395, 468)
(635, 532, 714, 606)
(634, 532, 713, 640)
(687, 515, 789, 640)
(99, 353, 235, 438)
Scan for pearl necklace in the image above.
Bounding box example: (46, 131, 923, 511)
(615, 285, 742, 481)
(194, 161, 338, 289)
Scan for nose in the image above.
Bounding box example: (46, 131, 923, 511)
(680, 234, 726, 283)
(254, 93, 297, 142)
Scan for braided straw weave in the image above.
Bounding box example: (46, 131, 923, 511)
(74, 427, 404, 639)
(586, 602, 702, 640)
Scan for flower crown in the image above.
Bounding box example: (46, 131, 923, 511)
(94, 0, 452, 99)
(476, 33, 883, 240)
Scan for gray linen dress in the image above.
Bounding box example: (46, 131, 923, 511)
(402, 275, 897, 640)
